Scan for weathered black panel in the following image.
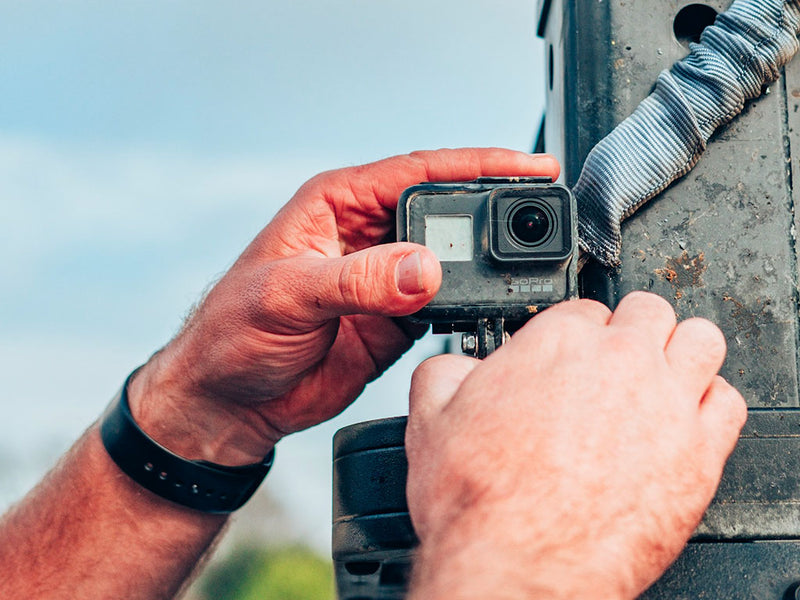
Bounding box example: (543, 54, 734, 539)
(541, 0, 800, 597)
(334, 3, 800, 598)
(641, 541, 800, 599)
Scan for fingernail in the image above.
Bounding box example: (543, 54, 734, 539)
(397, 252, 424, 295)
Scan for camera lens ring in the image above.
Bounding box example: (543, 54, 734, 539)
(506, 200, 556, 248)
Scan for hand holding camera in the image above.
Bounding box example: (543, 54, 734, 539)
(125, 148, 560, 466)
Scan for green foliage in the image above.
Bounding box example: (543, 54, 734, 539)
(198, 545, 334, 600)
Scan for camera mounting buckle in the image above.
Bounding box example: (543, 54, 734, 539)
(461, 317, 509, 359)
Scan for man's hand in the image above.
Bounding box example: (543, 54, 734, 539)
(405, 292, 747, 600)
(0, 148, 559, 600)
(129, 148, 560, 465)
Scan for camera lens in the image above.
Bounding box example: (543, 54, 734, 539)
(508, 202, 553, 246)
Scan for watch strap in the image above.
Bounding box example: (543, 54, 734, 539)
(100, 369, 274, 514)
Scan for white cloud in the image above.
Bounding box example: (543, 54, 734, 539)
(0, 135, 337, 281)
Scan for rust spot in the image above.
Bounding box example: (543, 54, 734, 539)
(657, 267, 678, 283)
(792, 88, 800, 98)
(526, 305, 539, 314)
(613, 58, 625, 70)
(723, 294, 772, 341)
(654, 251, 707, 300)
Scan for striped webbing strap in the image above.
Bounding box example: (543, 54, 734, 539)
(576, 0, 800, 267)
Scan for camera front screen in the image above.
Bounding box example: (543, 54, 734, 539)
(424, 214, 474, 262)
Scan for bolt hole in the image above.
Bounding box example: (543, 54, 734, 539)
(344, 561, 380, 576)
(379, 562, 411, 586)
(673, 4, 718, 47)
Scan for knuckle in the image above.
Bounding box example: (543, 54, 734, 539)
(297, 169, 335, 195)
(416, 354, 452, 374)
(408, 149, 432, 162)
(559, 297, 608, 315)
(410, 356, 449, 391)
(619, 290, 675, 316)
(724, 384, 749, 429)
(517, 309, 583, 344)
(244, 260, 307, 326)
(681, 317, 727, 358)
(535, 298, 609, 327)
(338, 253, 379, 310)
(703, 377, 747, 439)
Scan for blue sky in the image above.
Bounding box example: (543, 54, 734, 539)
(0, 0, 542, 156)
(0, 0, 546, 551)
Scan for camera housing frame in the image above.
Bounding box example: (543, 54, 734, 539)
(396, 177, 578, 335)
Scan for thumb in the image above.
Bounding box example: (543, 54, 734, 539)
(267, 242, 442, 323)
(405, 353, 480, 525)
(408, 354, 480, 431)
(405, 354, 479, 539)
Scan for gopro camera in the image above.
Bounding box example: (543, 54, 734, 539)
(397, 177, 578, 356)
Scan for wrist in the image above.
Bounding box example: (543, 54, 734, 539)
(127, 352, 278, 467)
(409, 511, 632, 600)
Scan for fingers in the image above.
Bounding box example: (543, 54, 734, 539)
(511, 298, 611, 348)
(608, 291, 677, 347)
(311, 148, 560, 214)
(408, 354, 480, 427)
(266, 149, 559, 259)
(260, 242, 442, 324)
(606, 293, 727, 401)
(698, 376, 748, 465)
(539, 297, 613, 325)
(405, 354, 479, 539)
(664, 317, 728, 397)
(403, 148, 561, 192)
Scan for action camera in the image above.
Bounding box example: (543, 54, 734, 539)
(397, 176, 578, 354)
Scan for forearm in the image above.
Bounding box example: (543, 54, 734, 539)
(0, 422, 226, 599)
(0, 350, 263, 600)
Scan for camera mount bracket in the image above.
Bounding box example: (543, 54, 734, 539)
(461, 317, 509, 359)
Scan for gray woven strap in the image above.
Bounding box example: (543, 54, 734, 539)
(576, 0, 800, 267)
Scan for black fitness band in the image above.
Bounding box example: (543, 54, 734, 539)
(100, 369, 274, 514)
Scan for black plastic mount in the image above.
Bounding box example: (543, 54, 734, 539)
(332, 417, 414, 600)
